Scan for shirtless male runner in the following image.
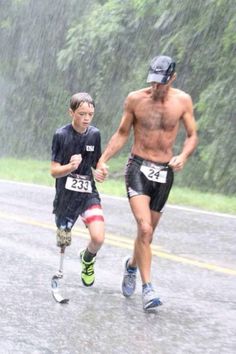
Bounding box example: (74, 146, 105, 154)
(97, 55, 198, 310)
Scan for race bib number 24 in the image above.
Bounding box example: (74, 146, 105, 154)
(140, 163, 167, 183)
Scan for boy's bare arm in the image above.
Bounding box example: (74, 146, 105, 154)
(51, 154, 82, 178)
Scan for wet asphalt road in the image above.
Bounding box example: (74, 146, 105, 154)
(0, 180, 235, 354)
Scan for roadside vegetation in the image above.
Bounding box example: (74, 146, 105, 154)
(1, 0, 236, 196)
(1, 157, 236, 215)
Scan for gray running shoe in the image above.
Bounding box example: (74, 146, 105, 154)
(142, 284, 162, 310)
(121, 257, 137, 297)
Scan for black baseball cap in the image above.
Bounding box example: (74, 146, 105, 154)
(147, 55, 176, 84)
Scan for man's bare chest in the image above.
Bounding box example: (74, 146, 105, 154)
(135, 105, 181, 131)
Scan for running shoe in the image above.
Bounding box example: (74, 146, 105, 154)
(80, 250, 96, 287)
(121, 257, 137, 297)
(142, 284, 162, 310)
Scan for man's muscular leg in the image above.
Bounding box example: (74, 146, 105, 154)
(129, 195, 161, 284)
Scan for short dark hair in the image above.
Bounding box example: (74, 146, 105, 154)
(70, 92, 95, 111)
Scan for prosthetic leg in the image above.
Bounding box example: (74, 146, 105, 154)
(51, 228, 72, 304)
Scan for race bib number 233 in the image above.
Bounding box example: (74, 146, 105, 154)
(65, 175, 92, 193)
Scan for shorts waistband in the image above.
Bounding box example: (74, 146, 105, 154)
(130, 154, 170, 166)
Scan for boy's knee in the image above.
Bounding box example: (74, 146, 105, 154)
(93, 234, 104, 247)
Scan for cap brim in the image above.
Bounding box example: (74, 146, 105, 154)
(147, 72, 170, 84)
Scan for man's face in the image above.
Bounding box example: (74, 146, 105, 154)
(151, 81, 170, 100)
(150, 73, 176, 100)
(69, 102, 94, 132)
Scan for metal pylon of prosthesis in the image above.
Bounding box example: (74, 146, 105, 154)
(51, 246, 69, 304)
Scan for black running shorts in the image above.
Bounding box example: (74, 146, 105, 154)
(125, 154, 174, 212)
(55, 195, 101, 230)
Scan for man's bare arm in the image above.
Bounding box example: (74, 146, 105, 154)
(169, 94, 198, 171)
(97, 96, 134, 168)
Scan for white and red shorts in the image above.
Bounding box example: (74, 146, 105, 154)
(81, 204, 104, 225)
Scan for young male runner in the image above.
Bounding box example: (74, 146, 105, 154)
(51, 92, 106, 287)
(97, 55, 198, 310)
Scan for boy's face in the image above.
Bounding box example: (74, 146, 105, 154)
(69, 102, 95, 133)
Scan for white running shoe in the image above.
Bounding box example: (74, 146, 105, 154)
(142, 284, 162, 310)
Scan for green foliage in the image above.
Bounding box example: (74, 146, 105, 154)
(0, 0, 235, 194)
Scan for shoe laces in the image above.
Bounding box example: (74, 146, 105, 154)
(125, 269, 136, 285)
(143, 285, 154, 296)
(83, 262, 94, 276)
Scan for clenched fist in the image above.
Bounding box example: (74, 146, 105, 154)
(70, 154, 82, 171)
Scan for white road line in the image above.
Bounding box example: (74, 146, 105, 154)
(0, 179, 236, 219)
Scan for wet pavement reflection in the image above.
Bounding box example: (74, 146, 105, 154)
(0, 181, 235, 354)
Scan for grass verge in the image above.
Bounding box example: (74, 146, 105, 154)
(0, 157, 236, 215)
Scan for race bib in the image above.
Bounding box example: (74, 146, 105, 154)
(65, 175, 92, 193)
(140, 162, 167, 183)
